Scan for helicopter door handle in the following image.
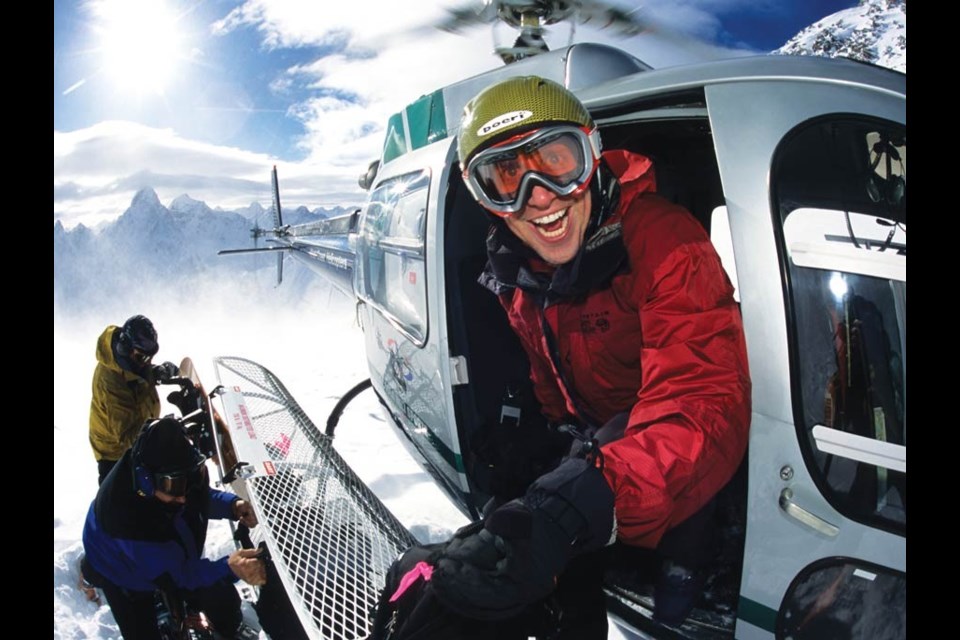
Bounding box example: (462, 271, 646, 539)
(779, 488, 840, 537)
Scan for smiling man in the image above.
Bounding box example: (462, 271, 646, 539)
(428, 76, 752, 637)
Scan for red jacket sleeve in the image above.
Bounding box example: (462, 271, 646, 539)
(601, 197, 751, 548)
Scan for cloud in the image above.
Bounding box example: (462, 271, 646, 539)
(219, 0, 757, 160)
(56, 0, 761, 229)
(211, 0, 451, 48)
(53, 121, 366, 229)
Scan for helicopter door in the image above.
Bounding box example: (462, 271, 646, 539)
(704, 82, 905, 639)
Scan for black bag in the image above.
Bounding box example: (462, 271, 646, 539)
(369, 540, 551, 640)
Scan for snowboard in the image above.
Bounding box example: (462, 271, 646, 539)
(167, 357, 239, 475)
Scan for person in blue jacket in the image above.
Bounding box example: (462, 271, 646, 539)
(81, 416, 266, 639)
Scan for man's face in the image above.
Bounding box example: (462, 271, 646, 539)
(154, 489, 187, 511)
(502, 184, 592, 267)
(130, 348, 154, 367)
(151, 462, 206, 510)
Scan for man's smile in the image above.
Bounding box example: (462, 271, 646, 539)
(504, 186, 591, 266)
(528, 208, 570, 238)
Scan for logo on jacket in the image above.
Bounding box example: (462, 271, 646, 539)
(585, 222, 622, 252)
(581, 311, 611, 334)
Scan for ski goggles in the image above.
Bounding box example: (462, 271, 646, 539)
(130, 348, 154, 366)
(154, 458, 207, 497)
(463, 125, 601, 216)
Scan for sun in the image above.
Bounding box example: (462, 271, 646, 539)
(91, 0, 186, 96)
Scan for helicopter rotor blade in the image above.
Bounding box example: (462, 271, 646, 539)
(358, 1, 727, 68)
(436, 0, 500, 34)
(574, 0, 651, 37)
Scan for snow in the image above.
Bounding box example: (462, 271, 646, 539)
(52, 287, 643, 640)
(53, 294, 470, 639)
(776, 0, 906, 73)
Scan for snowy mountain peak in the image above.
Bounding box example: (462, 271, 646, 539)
(54, 187, 336, 315)
(131, 187, 163, 210)
(236, 201, 266, 221)
(111, 188, 171, 234)
(170, 194, 213, 216)
(777, 0, 905, 73)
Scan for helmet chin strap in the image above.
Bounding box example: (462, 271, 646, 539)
(585, 160, 620, 238)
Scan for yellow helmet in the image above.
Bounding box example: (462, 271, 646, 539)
(458, 76, 596, 168)
(458, 76, 601, 215)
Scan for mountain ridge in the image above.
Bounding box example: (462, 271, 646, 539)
(54, 187, 346, 315)
(776, 0, 905, 73)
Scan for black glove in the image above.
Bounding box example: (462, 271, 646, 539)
(151, 361, 179, 384)
(432, 457, 615, 620)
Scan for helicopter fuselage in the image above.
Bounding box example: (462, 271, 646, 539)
(258, 43, 906, 639)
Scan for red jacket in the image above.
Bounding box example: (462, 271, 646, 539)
(482, 150, 751, 547)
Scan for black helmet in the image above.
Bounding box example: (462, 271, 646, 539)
(131, 417, 207, 498)
(116, 315, 159, 362)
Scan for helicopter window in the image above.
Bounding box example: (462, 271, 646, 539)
(388, 186, 427, 242)
(357, 169, 430, 344)
(773, 117, 906, 535)
(598, 112, 724, 233)
(776, 558, 905, 640)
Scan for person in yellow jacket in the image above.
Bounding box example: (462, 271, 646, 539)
(89, 315, 179, 484)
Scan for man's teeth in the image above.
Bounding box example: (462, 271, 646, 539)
(532, 208, 568, 226)
(531, 208, 569, 238)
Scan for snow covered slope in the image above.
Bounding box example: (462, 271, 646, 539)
(777, 0, 906, 72)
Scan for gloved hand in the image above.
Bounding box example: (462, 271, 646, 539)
(233, 499, 259, 528)
(228, 548, 267, 586)
(432, 457, 615, 620)
(151, 361, 179, 384)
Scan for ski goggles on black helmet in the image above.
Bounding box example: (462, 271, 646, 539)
(153, 456, 207, 497)
(130, 348, 154, 366)
(462, 125, 601, 217)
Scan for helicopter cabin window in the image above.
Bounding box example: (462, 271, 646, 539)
(357, 169, 430, 343)
(773, 117, 906, 534)
(598, 105, 725, 235)
(777, 558, 906, 640)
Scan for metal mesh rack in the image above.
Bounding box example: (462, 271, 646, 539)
(213, 356, 418, 639)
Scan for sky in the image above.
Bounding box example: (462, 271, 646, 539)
(53, 0, 859, 230)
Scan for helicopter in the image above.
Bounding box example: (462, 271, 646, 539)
(214, 2, 906, 638)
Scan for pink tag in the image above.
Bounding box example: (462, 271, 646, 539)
(274, 433, 291, 456)
(388, 561, 434, 603)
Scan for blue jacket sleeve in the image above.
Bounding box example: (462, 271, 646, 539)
(92, 535, 235, 591)
(83, 494, 240, 592)
(132, 538, 235, 589)
(208, 488, 238, 521)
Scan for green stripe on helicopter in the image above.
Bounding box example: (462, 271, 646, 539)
(382, 89, 448, 165)
(400, 399, 465, 474)
(737, 596, 778, 633)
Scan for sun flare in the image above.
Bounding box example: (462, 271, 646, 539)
(92, 0, 185, 96)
